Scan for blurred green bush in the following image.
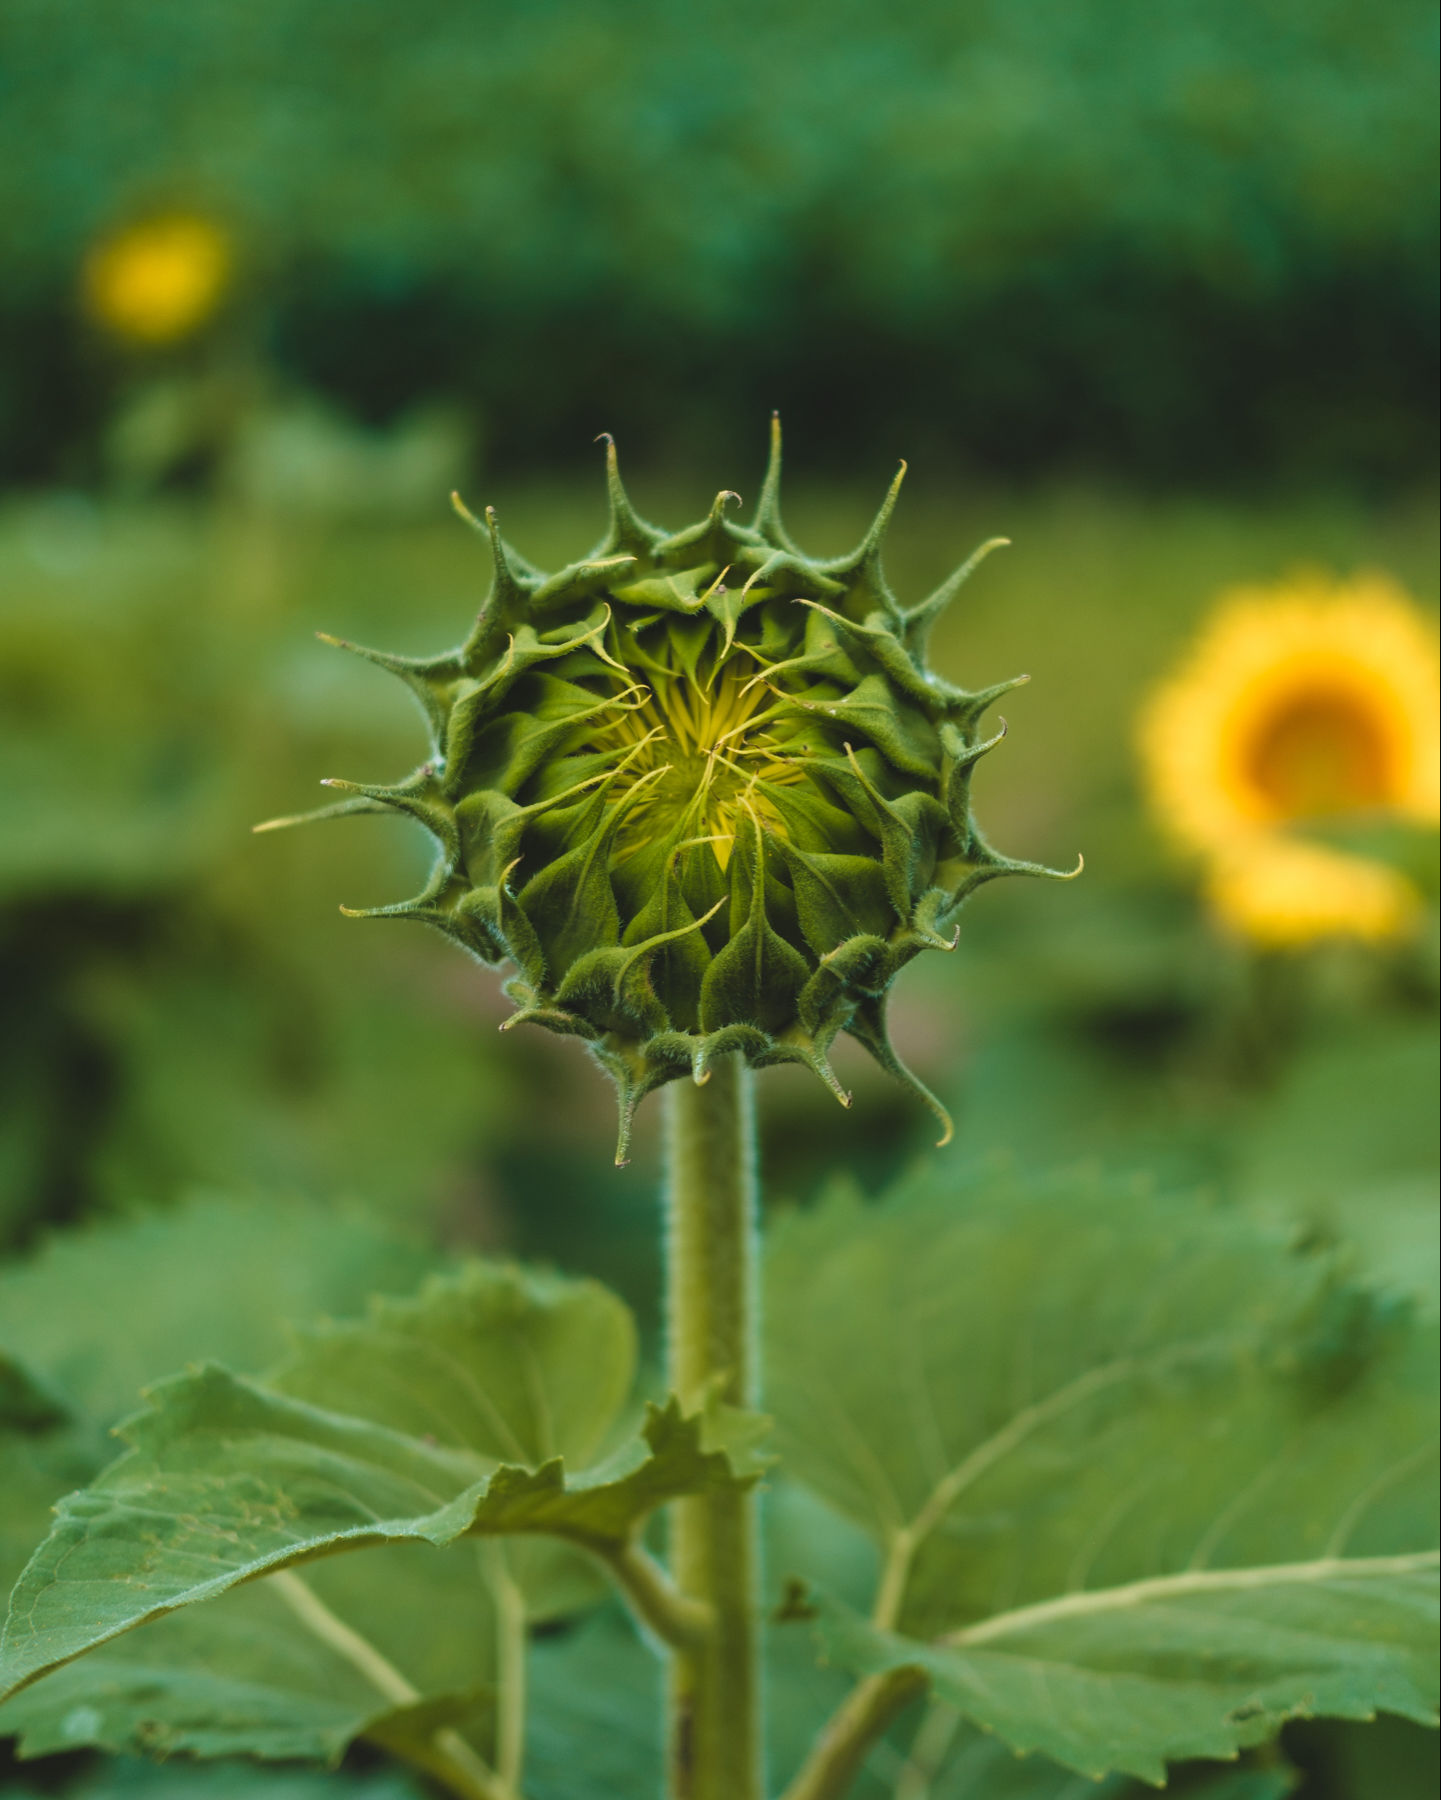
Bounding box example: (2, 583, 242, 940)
(0, 495, 520, 1251)
(0, 0, 1435, 487)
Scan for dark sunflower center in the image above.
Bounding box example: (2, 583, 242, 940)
(1246, 688, 1392, 817)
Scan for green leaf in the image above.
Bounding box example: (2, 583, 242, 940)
(763, 1479, 892, 1792)
(0, 1547, 494, 1765)
(16, 1761, 427, 1799)
(0, 1192, 452, 1625)
(525, 1602, 663, 1800)
(0, 1421, 99, 1604)
(0, 1191, 443, 1433)
(805, 1555, 1437, 1783)
(919, 1720, 1294, 1799)
(270, 1262, 634, 1473)
(0, 1200, 465, 1776)
(0, 1438, 611, 1785)
(1320, 1177, 1440, 1320)
(528, 1490, 879, 1800)
(0, 1262, 761, 1702)
(766, 1167, 1440, 1781)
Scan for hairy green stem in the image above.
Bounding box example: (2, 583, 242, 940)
(663, 1058, 763, 1800)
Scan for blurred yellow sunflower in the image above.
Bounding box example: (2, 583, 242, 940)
(1140, 571, 1439, 946)
(83, 214, 231, 344)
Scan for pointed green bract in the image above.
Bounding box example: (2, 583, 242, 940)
(267, 421, 1073, 1157)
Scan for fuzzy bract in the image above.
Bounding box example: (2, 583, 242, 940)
(264, 423, 1074, 1159)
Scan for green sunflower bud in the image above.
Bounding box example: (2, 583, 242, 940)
(260, 421, 1077, 1161)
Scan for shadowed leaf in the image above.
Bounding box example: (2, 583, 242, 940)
(768, 1168, 1440, 1781)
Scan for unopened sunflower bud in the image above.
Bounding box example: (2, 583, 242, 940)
(260, 421, 1076, 1160)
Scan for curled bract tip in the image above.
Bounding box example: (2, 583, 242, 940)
(450, 491, 486, 531)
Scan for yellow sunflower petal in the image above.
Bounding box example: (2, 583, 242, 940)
(1206, 833, 1420, 947)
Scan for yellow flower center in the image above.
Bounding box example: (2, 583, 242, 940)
(84, 216, 230, 344)
(585, 647, 805, 869)
(1243, 686, 1392, 819)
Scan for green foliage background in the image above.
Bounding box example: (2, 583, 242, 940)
(0, 0, 1437, 484)
(0, 2, 1437, 1795)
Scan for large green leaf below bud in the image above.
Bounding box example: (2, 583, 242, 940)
(261, 421, 1076, 1159)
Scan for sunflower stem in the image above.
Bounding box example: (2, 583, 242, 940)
(663, 1058, 763, 1800)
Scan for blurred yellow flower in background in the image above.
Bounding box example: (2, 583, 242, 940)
(1140, 572, 1439, 945)
(83, 214, 231, 343)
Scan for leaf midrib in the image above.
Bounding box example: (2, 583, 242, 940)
(941, 1550, 1441, 1650)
